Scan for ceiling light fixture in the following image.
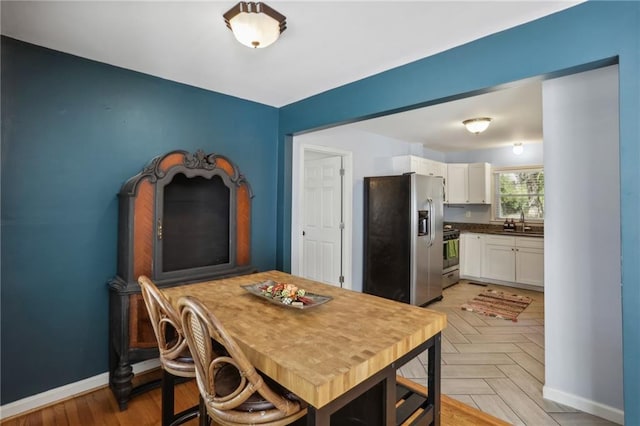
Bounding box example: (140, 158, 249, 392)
(462, 117, 492, 134)
(223, 2, 286, 49)
(513, 143, 524, 155)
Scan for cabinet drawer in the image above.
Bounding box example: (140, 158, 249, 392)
(485, 235, 515, 246)
(516, 237, 544, 249)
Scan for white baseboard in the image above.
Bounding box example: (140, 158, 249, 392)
(543, 385, 624, 425)
(0, 358, 161, 421)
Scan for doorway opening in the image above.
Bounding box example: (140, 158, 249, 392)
(291, 144, 353, 289)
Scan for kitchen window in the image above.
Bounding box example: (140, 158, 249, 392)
(493, 167, 544, 222)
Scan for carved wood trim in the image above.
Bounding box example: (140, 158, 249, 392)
(159, 152, 184, 172)
(216, 157, 235, 178)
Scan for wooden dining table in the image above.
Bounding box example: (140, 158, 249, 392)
(162, 270, 447, 425)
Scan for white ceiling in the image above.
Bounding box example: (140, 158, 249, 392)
(350, 79, 543, 152)
(1, 1, 582, 151)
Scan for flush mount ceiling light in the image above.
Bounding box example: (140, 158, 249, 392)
(223, 2, 286, 49)
(513, 143, 524, 155)
(462, 117, 492, 134)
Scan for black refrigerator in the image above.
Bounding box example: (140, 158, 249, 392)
(363, 174, 444, 306)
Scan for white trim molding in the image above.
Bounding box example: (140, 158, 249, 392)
(0, 358, 161, 421)
(543, 385, 624, 425)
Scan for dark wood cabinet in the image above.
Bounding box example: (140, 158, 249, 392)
(108, 150, 254, 410)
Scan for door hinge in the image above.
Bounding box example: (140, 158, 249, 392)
(339, 275, 344, 284)
(340, 168, 345, 176)
(339, 222, 345, 230)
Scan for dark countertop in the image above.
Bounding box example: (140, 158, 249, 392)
(445, 222, 544, 238)
(475, 230, 544, 238)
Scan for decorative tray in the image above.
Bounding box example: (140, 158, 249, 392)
(241, 280, 332, 309)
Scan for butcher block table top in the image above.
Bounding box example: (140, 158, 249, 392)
(162, 270, 447, 409)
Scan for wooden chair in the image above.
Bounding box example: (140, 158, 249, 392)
(178, 295, 308, 426)
(137, 275, 207, 426)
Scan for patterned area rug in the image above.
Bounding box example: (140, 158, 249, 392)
(461, 289, 533, 322)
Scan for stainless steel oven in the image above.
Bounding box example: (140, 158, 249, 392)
(443, 228, 460, 288)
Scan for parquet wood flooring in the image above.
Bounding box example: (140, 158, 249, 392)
(397, 280, 618, 426)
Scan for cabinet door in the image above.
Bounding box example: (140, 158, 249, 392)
(410, 157, 427, 175)
(468, 163, 491, 204)
(422, 158, 446, 177)
(461, 233, 483, 278)
(447, 164, 468, 203)
(422, 158, 436, 176)
(516, 247, 544, 286)
(391, 155, 411, 174)
(484, 243, 516, 282)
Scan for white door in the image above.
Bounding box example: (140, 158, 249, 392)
(302, 156, 343, 286)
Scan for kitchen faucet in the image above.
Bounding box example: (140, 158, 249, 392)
(520, 211, 526, 232)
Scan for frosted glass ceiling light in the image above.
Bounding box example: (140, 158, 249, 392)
(513, 143, 524, 155)
(223, 2, 286, 49)
(463, 117, 492, 134)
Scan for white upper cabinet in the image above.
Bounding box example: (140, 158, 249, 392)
(423, 158, 447, 177)
(446, 162, 491, 204)
(468, 163, 491, 204)
(391, 155, 446, 177)
(446, 164, 468, 204)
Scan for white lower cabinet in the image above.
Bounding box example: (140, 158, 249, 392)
(484, 237, 517, 282)
(514, 237, 545, 286)
(461, 233, 544, 288)
(460, 233, 484, 279)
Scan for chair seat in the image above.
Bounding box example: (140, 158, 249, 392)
(214, 364, 304, 413)
(162, 348, 196, 377)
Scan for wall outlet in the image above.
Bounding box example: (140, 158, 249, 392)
(465, 211, 472, 218)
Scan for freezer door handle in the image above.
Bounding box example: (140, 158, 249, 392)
(427, 198, 434, 247)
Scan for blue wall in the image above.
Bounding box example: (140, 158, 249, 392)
(278, 2, 639, 423)
(0, 37, 279, 404)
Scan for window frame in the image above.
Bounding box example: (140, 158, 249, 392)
(491, 165, 544, 223)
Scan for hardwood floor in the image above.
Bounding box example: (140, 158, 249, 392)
(397, 280, 617, 426)
(1, 374, 508, 426)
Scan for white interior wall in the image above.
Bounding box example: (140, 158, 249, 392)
(445, 143, 544, 166)
(542, 65, 623, 423)
(292, 128, 418, 292)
